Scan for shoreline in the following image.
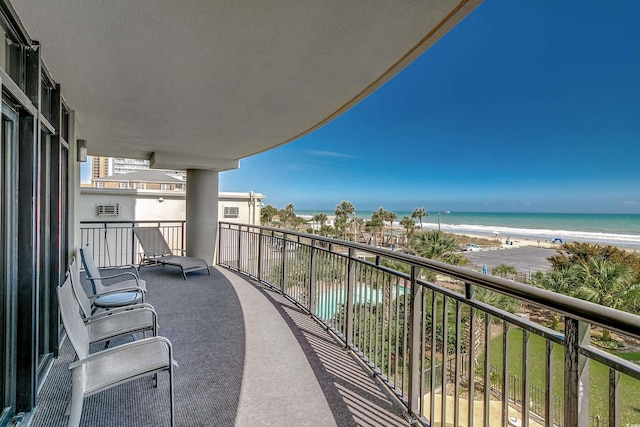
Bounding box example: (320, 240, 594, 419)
(411, 225, 640, 253)
(298, 211, 640, 250)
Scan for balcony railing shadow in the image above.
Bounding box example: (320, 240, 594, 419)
(31, 263, 409, 426)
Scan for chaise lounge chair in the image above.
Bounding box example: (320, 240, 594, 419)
(133, 227, 210, 280)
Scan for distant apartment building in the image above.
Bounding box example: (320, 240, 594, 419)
(92, 170, 185, 192)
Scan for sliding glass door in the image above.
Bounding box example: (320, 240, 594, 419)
(37, 131, 52, 374)
(1, 103, 18, 427)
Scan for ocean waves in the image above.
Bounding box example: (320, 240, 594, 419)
(428, 222, 640, 248)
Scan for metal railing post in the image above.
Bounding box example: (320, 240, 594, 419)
(408, 265, 422, 418)
(467, 297, 475, 424)
(501, 322, 511, 427)
(181, 220, 186, 254)
(609, 367, 620, 427)
(130, 221, 136, 265)
(257, 229, 263, 281)
(237, 225, 242, 271)
(545, 340, 555, 427)
(281, 233, 288, 294)
(308, 239, 317, 315)
(465, 282, 474, 300)
(522, 330, 530, 427)
(564, 317, 590, 427)
(217, 222, 223, 265)
(344, 248, 356, 348)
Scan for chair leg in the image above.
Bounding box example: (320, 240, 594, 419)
(169, 365, 175, 426)
(181, 268, 187, 280)
(69, 369, 85, 427)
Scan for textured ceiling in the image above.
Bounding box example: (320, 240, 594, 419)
(12, 0, 480, 170)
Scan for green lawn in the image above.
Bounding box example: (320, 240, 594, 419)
(479, 328, 640, 424)
(609, 349, 640, 362)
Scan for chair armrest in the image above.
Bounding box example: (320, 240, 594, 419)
(83, 306, 157, 326)
(69, 336, 173, 369)
(94, 286, 144, 297)
(97, 264, 139, 276)
(87, 271, 139, 283)
(84, 303, 156, 322)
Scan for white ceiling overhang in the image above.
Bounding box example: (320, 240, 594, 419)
(12, 0, 480, 170)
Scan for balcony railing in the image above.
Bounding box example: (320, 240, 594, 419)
(218, 222, 640, 427)
(79, 220, 185, 267)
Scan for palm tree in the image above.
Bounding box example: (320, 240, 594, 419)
(383, 210, 397, 245)
(409, 230, 462, 265)
(411, 208, 428, 231)
(468, 287, 519, 367)
(493, 264, 517, 279)
(532, 268, 575, 295)
(292, 215, 307, 231)
(260, 204, 279, 226)
(313, 213, 328, 234)
(530, 268, 577, 331)
(318, 225, 334, 237)
(371, 208, 397, 245)
(334, 201, 355, 240)
(353, 217, 365, 242)
(572, 258, 640, 340)
(400, 216, 417, 242)
(474, 287, 518, 313)
(367, 210, 385, 246)
(278, 203, 296, 229)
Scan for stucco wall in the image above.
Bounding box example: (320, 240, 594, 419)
(79, 188, 263, 224)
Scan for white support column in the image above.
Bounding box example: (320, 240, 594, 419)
(186, 169, 219, 264)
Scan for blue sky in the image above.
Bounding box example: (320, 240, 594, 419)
(84, 1, 640, 214)
(219, 1, 640, 214)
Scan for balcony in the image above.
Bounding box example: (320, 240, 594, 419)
(31, 262, 409, 426)
(34, 221, 640, 426)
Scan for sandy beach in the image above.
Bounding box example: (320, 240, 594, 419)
(302, 211, 640, 251)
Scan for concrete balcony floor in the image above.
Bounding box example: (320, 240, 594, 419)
(31, 265, 409, 426)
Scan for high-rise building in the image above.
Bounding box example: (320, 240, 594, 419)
(91, 156, 185, 180)
(91, 155, 112, 179)
(111, 157, 150, 175)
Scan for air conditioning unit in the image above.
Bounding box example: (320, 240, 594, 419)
(223, 206, 239, 218)
(96, 203, 120, 217)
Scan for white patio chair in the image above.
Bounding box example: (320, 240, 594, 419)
(79, 247, 146, 311)
(57, 275, 175, 427)
(69, 258, 158, 345)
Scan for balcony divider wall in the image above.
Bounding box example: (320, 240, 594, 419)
(0, 2, 72, 424)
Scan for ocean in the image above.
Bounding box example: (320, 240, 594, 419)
(296, 211, 640, 249)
